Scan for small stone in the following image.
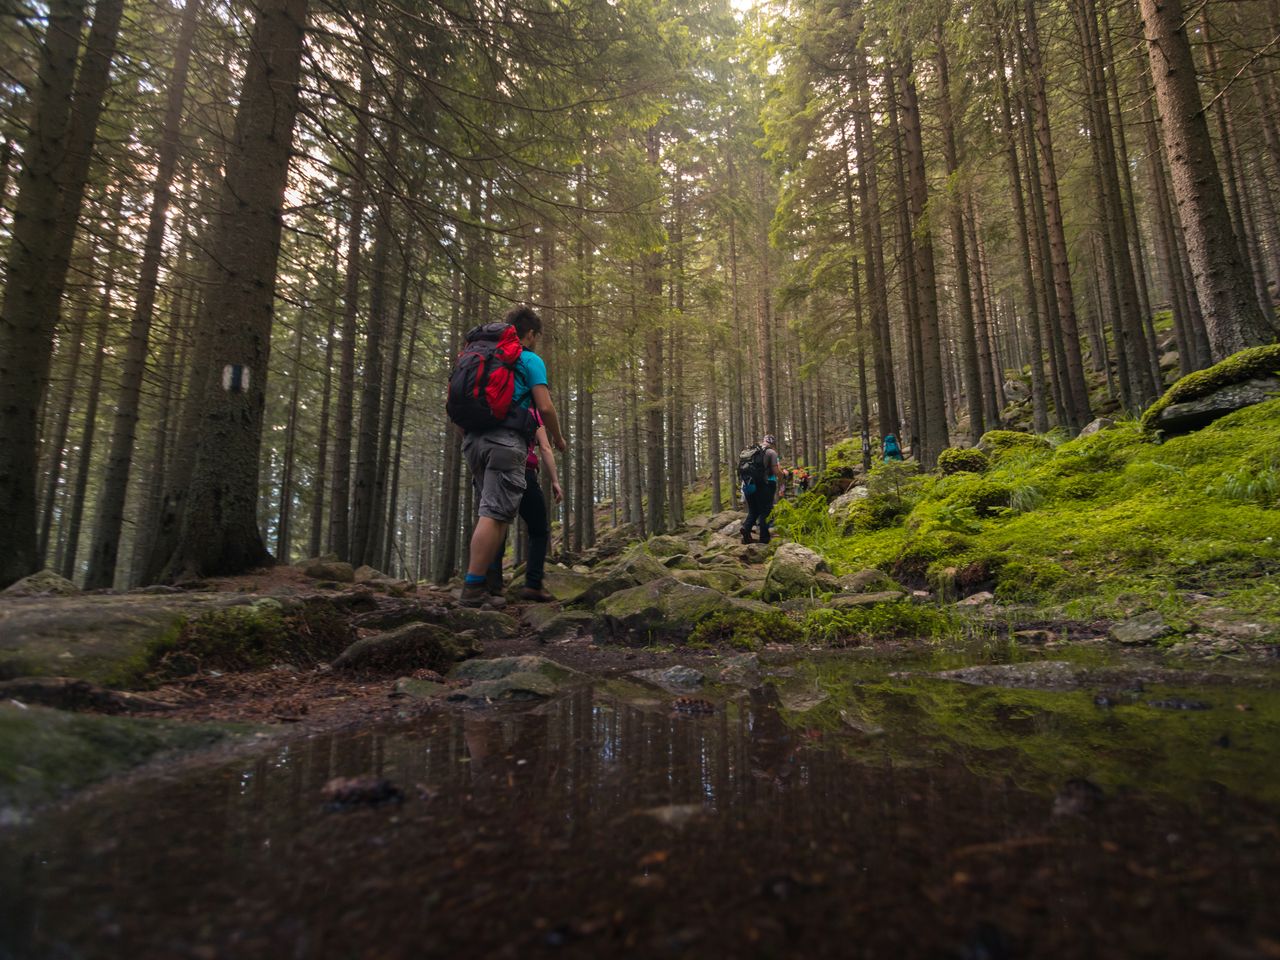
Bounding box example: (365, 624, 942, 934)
(1109, 611, 1173, 646)
(1077, 417, 1116, 438)
(955, 591, 995, 607)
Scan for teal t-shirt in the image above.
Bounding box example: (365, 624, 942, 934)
(513, 349, 547, 411)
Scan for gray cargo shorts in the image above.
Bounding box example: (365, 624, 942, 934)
(462, 428, 527, 522)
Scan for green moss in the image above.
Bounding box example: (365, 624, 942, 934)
(825, 437, 865, 474)
(941, 477, 1012, 517)
(1141, 343, 1280, 430)
(978, 429, 1053, 456)
(936, 447, 990, 475)
(802, 601, 967, 645)
(687, 609, 801, 650)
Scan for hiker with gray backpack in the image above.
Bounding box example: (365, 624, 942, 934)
(738, 434, 784, 544)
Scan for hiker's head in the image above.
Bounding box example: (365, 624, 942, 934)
(763, 434, 776, 447)
(505, 305, 543, 347)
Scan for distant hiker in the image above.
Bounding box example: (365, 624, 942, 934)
(882, 433, 904, 462)
(486, 408, 562, 603)
(447, 305, 567, 608)
(739, 434, 784, 544)
(796, 468, 810, 495)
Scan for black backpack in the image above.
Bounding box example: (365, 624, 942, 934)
(738, 445, 767, 485)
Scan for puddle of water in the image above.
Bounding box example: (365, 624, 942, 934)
(2, 669, 1279, 959)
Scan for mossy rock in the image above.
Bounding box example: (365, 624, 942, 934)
(570, 549, 669, 608)
(762, 542, 836, 601)
(595, 577, 773, 644)
(687, 609, 800, 650)
(0, 702, 245, 816)
(1141, 344, 1280, 434)
(642, 535, 690, 559)
(445, 655, 586, 701)
(977, 430, 1052, 457)
(941, 478, 1012, 517)
(442, 607, 519, 640)
(670, 567, 743, 594)
(936, 447, 990, 476)
(2, 570, 80, 597)
(331, 622, 480, 673)
(510, 566, 595, 604)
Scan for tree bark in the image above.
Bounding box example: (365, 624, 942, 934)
(1138, 0, 1271, 359)
(149, 0, 310, 582)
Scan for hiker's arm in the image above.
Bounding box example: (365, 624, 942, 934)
(538, 428, 563, 502)
(531, 384, 566, 451)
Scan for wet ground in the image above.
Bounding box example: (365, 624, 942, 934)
(3, 647, 1280, 960)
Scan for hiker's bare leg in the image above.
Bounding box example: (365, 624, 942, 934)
(467, 517, 509, 578)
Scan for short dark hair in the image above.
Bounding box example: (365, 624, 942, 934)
(504, 305, 542, 338)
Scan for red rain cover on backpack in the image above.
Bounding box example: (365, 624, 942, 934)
(446, 322, 523, 433)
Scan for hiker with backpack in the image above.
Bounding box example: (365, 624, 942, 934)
(882, 433, 904, 462)
(739, 434, 784, 544)
(447, 305, 566, 608)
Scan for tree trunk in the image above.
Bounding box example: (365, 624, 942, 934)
(1138, 0, 1271, 358)
(149, 0, 310, 582)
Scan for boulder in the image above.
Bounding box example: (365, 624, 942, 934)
(827, 485, 869, 516)
(707, 509, 746, 530)
(955, 591, 995, 607)
(303, 560, 355, 583)
(353, 565, 386, 583)
(717, 653, 760, 685)
(670, 568, 743, 594)
(762, 543, 833, 601)
(931, 660, 1084, 690)
(643, 535, 689, 558)
(443, 607, 519, 640)
(1077, 417, 1116, 438)
(595, 577, 773, 644)
(630, 665, 705, 692)
(1002, 379, 1031, 403)
(511, 566, 595, 604)
(0, 701, 239, 816)
(1158, 351, 1180, 370)
(2, 570, 79, 598)
(447, 655, 585, 701)
(572, 549, 669, 608)
(331, 622, 479, 673)
(1109, 611, 1173, 646)
(0, 593, 293, 686)
(1152, 377, 1280, 435)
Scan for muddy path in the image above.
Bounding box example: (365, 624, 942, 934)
(3, 645, 1280, 960)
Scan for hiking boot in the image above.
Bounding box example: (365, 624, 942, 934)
(519, 586, 556, 603)
(485, 568, 504, 597)
(741, 530, 754, 545)
(459, 583, 507, 609)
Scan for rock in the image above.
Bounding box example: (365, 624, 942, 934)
(0, 593, 301, 686)
(718, 653, 760, 685)
(662, 554, 698, 570)
(1147, 697, 1212, 711)
(707, 510, 746, 530)
(1109, 611, 1172, 646)
(1077, 417, 1116, 438)
(932, 661, 1085, 690)
(303, 560, 355, 583)
(331, 622, 479, 673)
(571, 549, 669, 608)
(1014, 629, 1057, 644)
(2, 570, 79, 597)
(776, 685, 829, 712)
(443, 607, 519, 640)
(447, 655, 585, 701)
(322, 776, 403, 810)
(515, 566, 595, 604)
(0, 701, 238, 816)
(1152, 376, 1280, 435)
(830, 590, 905, 609)
(353, 565, 386, 583)
(838, 569, 900, 593)
(1002, 379, 1031, 402)
(670, 567, 743, 594)
(955, 591, 995, 607)
(827, 485, 869, 516)
(631, 664, 705, 692)
(595, 577, 773, 644)
(530, 609, 595, 643)
(643, 535, 689, 559)
(0, 677, 173, 713)
(762, 543, 832, 601)
(1158, 351, 1180, 370)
